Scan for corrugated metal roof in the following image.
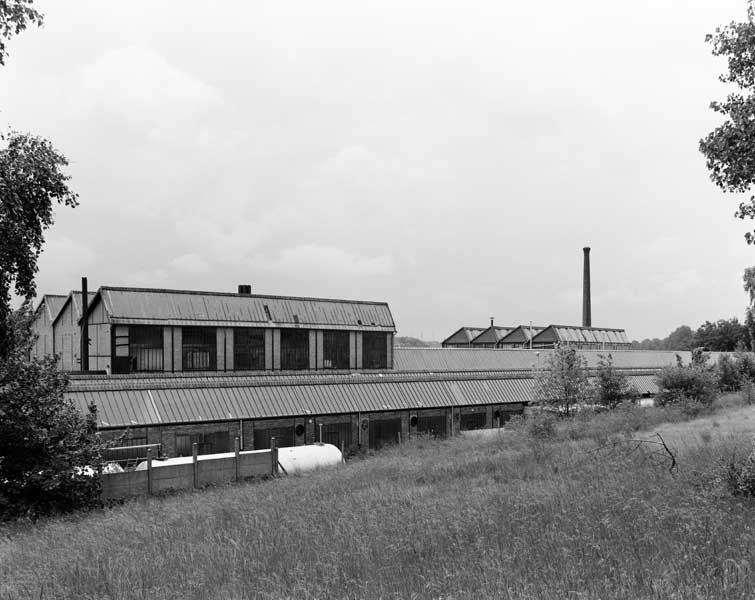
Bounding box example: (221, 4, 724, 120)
(532, 325, 630, 346)
(66, 371, 658, 428)
(470, 326, 515, 346)
(497, 325, 546, 346)
(36, 295, 67, 322)
(441, 327, 486, 346)
(67, 376, 535, 428)
(93, 287, 395, 331)
(393, 347, 689, 371)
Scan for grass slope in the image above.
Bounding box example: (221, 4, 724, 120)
(2, 403, 755, 599)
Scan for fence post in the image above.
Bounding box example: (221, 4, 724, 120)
(340, 440, 345, 464)
(146, 447, 153, 496)
(192, 442, 198, 489)
(270, 436, 278, 477)
(397, 431, 401, 445)
(234, 436, 240, 482)
(318, 423, 323, 443)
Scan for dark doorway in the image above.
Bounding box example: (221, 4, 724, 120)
(417, 414, 447, 438)
(253, 426, 295, 450)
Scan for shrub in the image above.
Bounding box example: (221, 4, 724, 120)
(716, 354, 741, 392)
(534, 347, 592, 416)
(721, 448, 755, 497)
(654, 364, 718, 408)
(594, 353, 637, 409)
(737, 352, 755, 381)
(742, 378, 755, 406)
(525, 410, 558, 439)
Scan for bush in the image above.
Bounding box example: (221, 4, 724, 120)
(525, 411, 558, 439)
(742, 378, 755, 405)
(716, 354, 742, 392)
(737, 353, 755, 382)
(655, 364, 718, 408)
(594, 353, 637, 409)
(721, 448, 755, 497)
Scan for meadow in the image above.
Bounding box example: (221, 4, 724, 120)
(1, 399, 755, 600)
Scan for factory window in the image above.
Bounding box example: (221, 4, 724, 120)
(175, 431, 229, 457)
(323, 330, 349, 369)
(417, 415, 447, 438)
(182, 327, 217, 371)
(362, 332, 387, 369)
(129, 326, 163, 372)
(253, 426, 294, 450)
(318, 421, 352, 449)
(280, 328, 309, 370)
(460, 411, 487, 431)
(234, 328, 265, 370)
(368, 418, 402, 449)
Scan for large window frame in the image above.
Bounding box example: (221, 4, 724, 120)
(323, 330, 350, 370)
(234, 328, 265, 371)
(129, 325, 164, 372)
(280, 328, 309, 370)
(182, 327, 217, 371)
(362, 332, 387, 369)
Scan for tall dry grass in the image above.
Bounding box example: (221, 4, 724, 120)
(2, 401, 755, 599)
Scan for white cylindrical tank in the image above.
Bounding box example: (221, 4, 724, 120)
(276, 443, 342, 474)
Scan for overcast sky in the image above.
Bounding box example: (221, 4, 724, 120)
(1, 0, 753, 341)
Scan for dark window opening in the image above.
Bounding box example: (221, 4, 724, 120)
(417, 415, 447, 438)
(460, 411, 487, 431)
(362, 332, 387, 369)
(368, 418, 401, 449)
(103, 437, 149, 464)
(175, 431, 229, 457)
(234, 328, 265, 370)
(182, 327, 217, 371)
(129, 325, 163, 372)
(323, 330, 350, 369)
(280, 328, 309, 370)
(253, 426, 294, 450)
(319, 421, 352, 449)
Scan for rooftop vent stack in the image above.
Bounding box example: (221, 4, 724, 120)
(238, 284, 252, 296)
(80, 276, 89, 372)
(582, 247, 591, 328)
(490, 317, 494, 327)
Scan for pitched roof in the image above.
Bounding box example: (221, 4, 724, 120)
(531, 325, 630, 345)
(87, 286, 396, 331)
(497, 325, 546, 346)
(35, 294, 67, 322)
(470, 326, 515, 345)
(441, 327, 486, 345)
(51, 291, 97, 326)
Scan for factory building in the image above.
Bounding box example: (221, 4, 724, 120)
(529, 325, 630, 350)
(441, 327, 486, 348)
(29, 294, 66, 360)
(496, 325, 546, 349)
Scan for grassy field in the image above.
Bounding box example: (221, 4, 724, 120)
(2, 400, 755, 599)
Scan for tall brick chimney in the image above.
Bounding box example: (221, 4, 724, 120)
(582, 247, 591, 328)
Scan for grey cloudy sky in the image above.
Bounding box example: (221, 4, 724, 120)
(1, 0, 753, 341)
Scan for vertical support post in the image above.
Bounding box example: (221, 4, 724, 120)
(397, 431, 401, 445)
(146, 447, 153, 496)
(80, 277, 89, 372)
(340, 440, 345, 463)
(318, 423, 323, 443)
(234, 436, 240, 482)
(192, 442, 198, 489)
(270, 437, 278, 476)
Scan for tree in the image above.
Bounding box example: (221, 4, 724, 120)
(0, 303, 103, 520)
(700, 2, 755, 244)
(665, 325, 696, 351)
(0, 0, 43, 66)
(693, 318, 748, 351)
(534, 347, 591, 416)
(655, 362, 718, 408)
(0, 132, 78, 357)
(594, 353, 636, 409)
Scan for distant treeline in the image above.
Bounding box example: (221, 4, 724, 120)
(395, 336, 441, 347)
(631, 317, 754, 352)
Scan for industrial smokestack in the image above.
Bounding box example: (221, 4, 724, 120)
(582, 247, 591, 328)
(80, 277, 89, 372)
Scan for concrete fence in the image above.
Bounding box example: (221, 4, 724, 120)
(101, 438, 279, 500)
